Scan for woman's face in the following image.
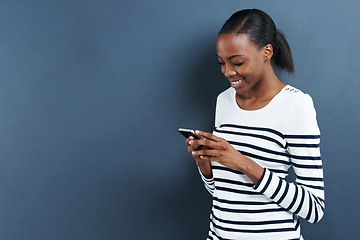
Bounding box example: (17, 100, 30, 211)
(216, 33, 268, 95)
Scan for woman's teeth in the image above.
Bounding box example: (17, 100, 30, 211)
(231, 78, 244, 85)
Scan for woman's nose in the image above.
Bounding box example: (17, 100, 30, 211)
(224, 66, 236, 78)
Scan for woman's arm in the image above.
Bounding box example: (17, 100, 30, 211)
(191, 131, 264, 184)
(186, 136, 215, 194)
(192, 128, 324, 223)
(253, 133, 324, 223)
(254, 93, 325, 223)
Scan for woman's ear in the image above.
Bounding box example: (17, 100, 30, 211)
(264, 44, 273, 62)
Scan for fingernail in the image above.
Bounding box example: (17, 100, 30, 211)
(195, 130, 200, 134)
(189, 140, 193, 145)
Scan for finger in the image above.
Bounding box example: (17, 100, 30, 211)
(189, 137, 205, 148)
(193, 148, 219, 158)
(185, 136, 194, 146)
(195, 130, 222, 142)
(194, 138, 218, 149)
(191, 150, 203, 159)
(197, 153, 221, 163)
(187, 137, 203, 152)
(199, 155, 218, 161)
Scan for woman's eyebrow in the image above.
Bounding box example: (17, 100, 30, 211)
(217, 54, 245, 60)
(228, 55, 245, 60)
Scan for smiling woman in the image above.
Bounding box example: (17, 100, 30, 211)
(216, 33, 284, 110)
(184, 9, 324, 240)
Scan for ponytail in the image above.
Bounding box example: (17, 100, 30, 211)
(273, 30, 294, 74)
(219, 9, 295, 74)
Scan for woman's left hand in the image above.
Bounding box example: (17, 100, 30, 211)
(191, 130, 264, 184)
(191, 130, 245, 171)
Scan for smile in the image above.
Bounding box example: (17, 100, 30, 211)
(230, 77, 244, 85)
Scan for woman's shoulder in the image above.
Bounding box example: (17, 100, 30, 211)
(218, 87, 234, 96)
(281, 85, 319, 133)
(215, 85, 316, 111)
(216, 87, 234, 102)
(270, 85, 317, 119)
(279, 85, 314, 107)
(281, 85, 304, 99)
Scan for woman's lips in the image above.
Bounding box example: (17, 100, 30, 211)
(230, 77, 244, 86)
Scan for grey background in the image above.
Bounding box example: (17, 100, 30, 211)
(0, 0, 359, 239)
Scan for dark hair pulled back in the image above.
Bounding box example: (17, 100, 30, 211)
(219, 9, 294, 73)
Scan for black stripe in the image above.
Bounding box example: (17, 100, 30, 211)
(290, 155, 321, 161)
(313, 196, 325, 211)
(212, 211, 293, 225)
(203, 178, 214, 183)
(212, 165, 244, 175)
(209, 227, 227, 240)
(277, 181, 289, 205)
(269, 168, 288, 174)
(205, 184, 215, 193)
(213, 204, 286, 214)
(294, 218, 300, 230)
(296, 175, 323, 181)
(294, 187, 306, 215)
(286, 185, 298, 211)
(241, 150, 291, 165)
(214, 178, 254, 187)
(215, 129, 285, 148)
(287, 143, 320, 148)
(292, 162, 322, 169)
(228, 140, 288, 156)
(216, 186, 260, 195)
(270, 178, 283, 199)
(297, 182, 324, 190)
(253, 169, 266, 189)
(305, 191, 313, 221)
(314, 199, 319, 223)
(213, 197, 273, 205)
(211, 218, 295, 233)
(285, 134, 320, 139)
(219, 124, 285, 139)
(259, 171, 273, 194)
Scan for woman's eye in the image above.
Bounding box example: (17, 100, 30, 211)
(233, 62, 243, 66)
(217, 61, 225, 65)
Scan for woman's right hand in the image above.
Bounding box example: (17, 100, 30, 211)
(186, 136, 205, 163)
(186, 136, 213, 179)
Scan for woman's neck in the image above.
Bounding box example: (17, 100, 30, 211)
(236, 69, 286, 110)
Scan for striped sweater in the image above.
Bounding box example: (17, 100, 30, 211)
(199, 85, 325, 240)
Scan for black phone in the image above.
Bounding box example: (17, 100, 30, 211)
(178, 128, 202, 139)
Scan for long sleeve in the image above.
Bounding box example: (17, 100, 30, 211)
(198, 167, 215, 195)
(253, 94, 325, 223)
(197, 94, 220, 196)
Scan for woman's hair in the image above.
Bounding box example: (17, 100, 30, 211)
(219, 9, 294, 73)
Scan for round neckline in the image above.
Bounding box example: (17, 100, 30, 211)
(232, 85, 289, 113)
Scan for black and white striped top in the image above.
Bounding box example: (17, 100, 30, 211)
(199, 86, 325, 240)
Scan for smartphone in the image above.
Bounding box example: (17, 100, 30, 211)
(178, 128, 202, 139)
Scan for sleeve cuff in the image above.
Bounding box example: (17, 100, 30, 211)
(253, 168, 272, 193)
(197, 166, 214, 182)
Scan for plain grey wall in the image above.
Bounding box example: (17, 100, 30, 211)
(0, 0, 359, 239)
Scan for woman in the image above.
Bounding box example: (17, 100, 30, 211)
(185, 9, 325, 240)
